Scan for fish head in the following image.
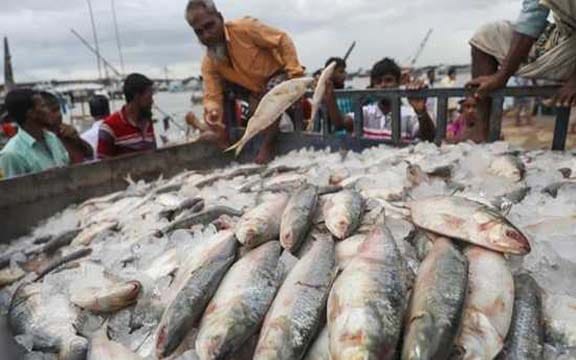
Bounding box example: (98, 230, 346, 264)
(488, 222, 531, 255)
(102, 281, 142, 312)
(60, 336, 88, 360)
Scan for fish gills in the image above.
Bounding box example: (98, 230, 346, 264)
(402, 237, 468, 360)
(328, 223, 407, 360)
(280, 184, 319, 253)
(195, 241, 282, 360)
(254, 238, 335, 360)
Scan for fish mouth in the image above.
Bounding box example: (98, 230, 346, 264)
(125, 281, 142, 299)
(506, 230, 531, 254)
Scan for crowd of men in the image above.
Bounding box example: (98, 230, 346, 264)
(0, 0, 575, 180)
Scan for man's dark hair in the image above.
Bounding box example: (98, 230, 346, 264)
(371, 58, 402, 83)
(186, 0, 218, 14)
(5, 88, 38, 126)
(89, 95, 111, 118)
(39, 91, 60, 109)
(448, 66, 457, 77)
(325, 57, 346, 69)
(123, 73, 154, 103)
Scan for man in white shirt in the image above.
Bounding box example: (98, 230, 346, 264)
(81, 95, 110, 160)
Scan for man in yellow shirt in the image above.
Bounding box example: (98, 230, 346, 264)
(186, 0, 305, 163)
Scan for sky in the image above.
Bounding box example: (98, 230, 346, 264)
(0, 0, 524, 83)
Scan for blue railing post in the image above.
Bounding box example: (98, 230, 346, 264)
(552, 107, 571, 151)
(435, 97, 449, 145)
(488, 96, 505, 142)
(391, 97, 402, 145)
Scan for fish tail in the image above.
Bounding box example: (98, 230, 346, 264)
(225, 139, 244, 155)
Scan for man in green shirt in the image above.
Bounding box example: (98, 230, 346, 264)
(0, 89, 70, 180)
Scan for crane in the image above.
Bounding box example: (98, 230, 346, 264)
(408, 28, 434, 67)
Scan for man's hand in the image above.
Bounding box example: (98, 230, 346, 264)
(466, 73, 508, 99)
(204, 109, 225, 131)
(407, 80, 428, 114)
(59, 123, 80, 140)
(554, 78, 576, 107)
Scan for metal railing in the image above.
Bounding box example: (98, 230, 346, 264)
(227, 85, 572, 151)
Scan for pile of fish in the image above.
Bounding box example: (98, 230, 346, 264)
(1, 141, 575, 360)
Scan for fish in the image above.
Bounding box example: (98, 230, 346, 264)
(70, 280, 142, 314)
(303, 326, 329, 360)
(307, 61, 337, 131)
(280, 184, 319, 252)
(454, 247, 514, 360)
(88, 324, 142, 360)
(328, 222, 407, 360)
(254, 238, 335, 360)
(156, 231, 238, 358)
(491, 187, 531, 211)
(71, 221, 119, 247)
(143, 248, 180, 280)
(489, 155, 526, 182)
(227, 77, 314, 156)
(543, 293, 576, 348)
(402, 237, 468, 360)
(497, 274, 544, 359)
(541, 181, 576, 198)
(407, 196, 531, 255)
(160, 206, 244, 236)
(0, 265, 26, 288)
(33, 248, 93, 282)
(335, 234, 367, 270)
(195, 241, 282, 360)
(159, 198, 205, 221)
(235, 194, 289, 249)
(323, 190, 364, 239)
(9, 283, 88, 360)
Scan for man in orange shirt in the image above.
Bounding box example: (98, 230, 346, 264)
(186, 0, 305, 163)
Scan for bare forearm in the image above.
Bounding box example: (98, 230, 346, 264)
(416, 111, 436, 142)
(326, 97, 353, 132)
(497, 32, 537, 81)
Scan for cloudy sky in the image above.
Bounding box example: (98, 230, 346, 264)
(0, 0, 523, 83)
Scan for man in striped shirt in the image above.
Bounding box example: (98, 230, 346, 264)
(97, 74, 157, 159)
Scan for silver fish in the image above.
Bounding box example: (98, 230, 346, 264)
(280, 184, 319, 253)
(497, 274, 544, 359)
(402, 237, 468, 360)
(489, 155, 526, 182)
(236, 194, 289, 249)
(328, 222, 407, 360)
(455, 247, 514, 359)
(307, 62, 337, 131)
(227, 77, 314, 156)
(323, 190, 364, 239)
(195, 241, 282, 360)
(156, 231, 238, 358)
(254, 238, 335, 360)
(88, 325, 142, 360)
(9, 283, 88, 360)
(70, 280, 141, 314)
(408, 196, 531, 255)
